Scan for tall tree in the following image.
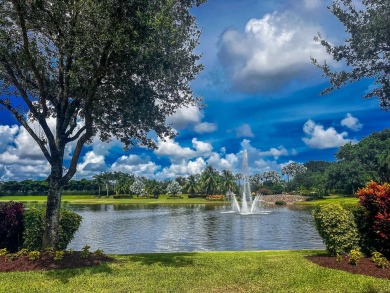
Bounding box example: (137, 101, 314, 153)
(281, 162, 307, 182)
(220, 170, 236, 194)
(183, 174, 200, 197)
(311, 0, 390, 108)
(200, 166, 219, 196)
(0, 0, 204, 248)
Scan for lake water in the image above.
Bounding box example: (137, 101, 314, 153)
(67, 204, 325, 254)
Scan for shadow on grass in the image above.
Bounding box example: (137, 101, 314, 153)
(126, 252, 198, 267)
(45, 263, 113, 284)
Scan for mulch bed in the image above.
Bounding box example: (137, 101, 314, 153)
(307, 255, 390, 279)
(0, 251, 114, 272)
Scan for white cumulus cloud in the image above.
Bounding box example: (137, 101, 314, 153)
(111, 155, 160, 177)
(341, 113, 363, 131)
(302, 119, 354, 149)
(194, 122, 217, 133)
(218, 11, 330, 93)
(235, 124, 254, 138)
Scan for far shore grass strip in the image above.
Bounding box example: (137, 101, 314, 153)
(0, 194, 222, 205)
(0, 194, 359, 206)
(0, 250, 388, 293)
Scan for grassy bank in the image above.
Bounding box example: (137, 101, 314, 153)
(0, 250, 388, 293)
(295, 195, 359, 206)
(0, 194, 221, 205)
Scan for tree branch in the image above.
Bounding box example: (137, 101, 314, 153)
(0, 100, 52, 164)
(66, 125, 86, 143)
(13, 0, 46, 103)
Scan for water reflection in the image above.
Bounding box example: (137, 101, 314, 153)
(68, 204, 324, 254)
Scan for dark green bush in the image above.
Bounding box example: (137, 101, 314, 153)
(0, 202, 24, 252)
(23, 207, 82, 250)
(312, 204, 360, 255)
(275, 201, 287, 205)
(342, 203, 375, 255)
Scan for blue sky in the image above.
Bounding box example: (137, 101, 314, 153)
(0, 0, 389, 181)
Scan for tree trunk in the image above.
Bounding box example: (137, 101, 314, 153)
(42, 177, 64, 249)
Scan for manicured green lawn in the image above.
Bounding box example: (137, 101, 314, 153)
(0, 194, 222, 205)
(295, 196, 359, 206)
(1, 250, 388, 293)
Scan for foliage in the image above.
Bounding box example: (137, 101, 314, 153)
(183, 174, 200, 197)
(54, 250, 64, 261)
(313, 204, 360, 255)
(371, 251, 389, 268)
(15, 248, 29, 257)
(258, 188, 272, 195)
(348, 249, 364, 266)
(200, 166, 220, 195)
(28, 251, 40, 261)
(262, 171, 281, 184)
(0, 0, 204, 248)
(326, 160, 371, 195)
(130, 179, 147, 197)
(23, 207, 82, 250)
(166, 180, 182, 197)
(282, 162, 307, 182)
(0, 248, 8, 256)
(81, 245, 90, 259)
(275, 201, 287, 205)
(312, 0, 390, 108)
(93, 249, 105, 256)
(0, 201, 24, 252)
(357, 181, 390, 257)
(206, 195, 225, 201)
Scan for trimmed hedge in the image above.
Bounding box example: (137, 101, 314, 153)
(313, 204, 360, 255)
(0, 202, 24, 252)
(23, 207, 82, 250)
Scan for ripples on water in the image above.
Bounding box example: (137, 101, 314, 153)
(68, 204, 325, 254)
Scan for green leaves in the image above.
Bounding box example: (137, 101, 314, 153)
(313, 204, 360, 255)
(313, 0, 390, 108)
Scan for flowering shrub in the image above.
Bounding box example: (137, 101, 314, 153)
(206, 195, 225, 201)
(357, 181, 390, 257)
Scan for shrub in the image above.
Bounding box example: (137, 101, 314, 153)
(258, 188, 271, 195)
(0, 202, 24, 252)
(275, 201, 287, 205)
(23, 207, 82, 250)
(342, 203, 374, 254)
(81, 245, 90, 259)
(206, 195, 225, 201)
(313, 204, 360, 255)
(348, 249, 363, 265)
(0, 248, 8, 256)
(28, 251, 40, 261)
(357, 181, 390, 257)
(54, 250, 64, 261)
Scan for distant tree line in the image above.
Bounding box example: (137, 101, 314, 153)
(287, 129, 390, 196)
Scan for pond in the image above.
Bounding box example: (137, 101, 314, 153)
(67, 204, 325, 254)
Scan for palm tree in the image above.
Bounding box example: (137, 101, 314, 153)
(200, 166, 219, 196)
(220, 170, 236, 194)
(183, 174, 200, 197)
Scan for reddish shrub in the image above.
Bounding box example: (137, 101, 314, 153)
(258, 188, 271, 195)
(0, 202, 24, 252)
(357, 181, 390, 257)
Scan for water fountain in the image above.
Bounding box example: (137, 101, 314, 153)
(228, 150, 268, 215)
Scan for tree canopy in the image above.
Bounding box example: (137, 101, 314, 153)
(312, 0, 390, 108)
(0, 0, 205, 248)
